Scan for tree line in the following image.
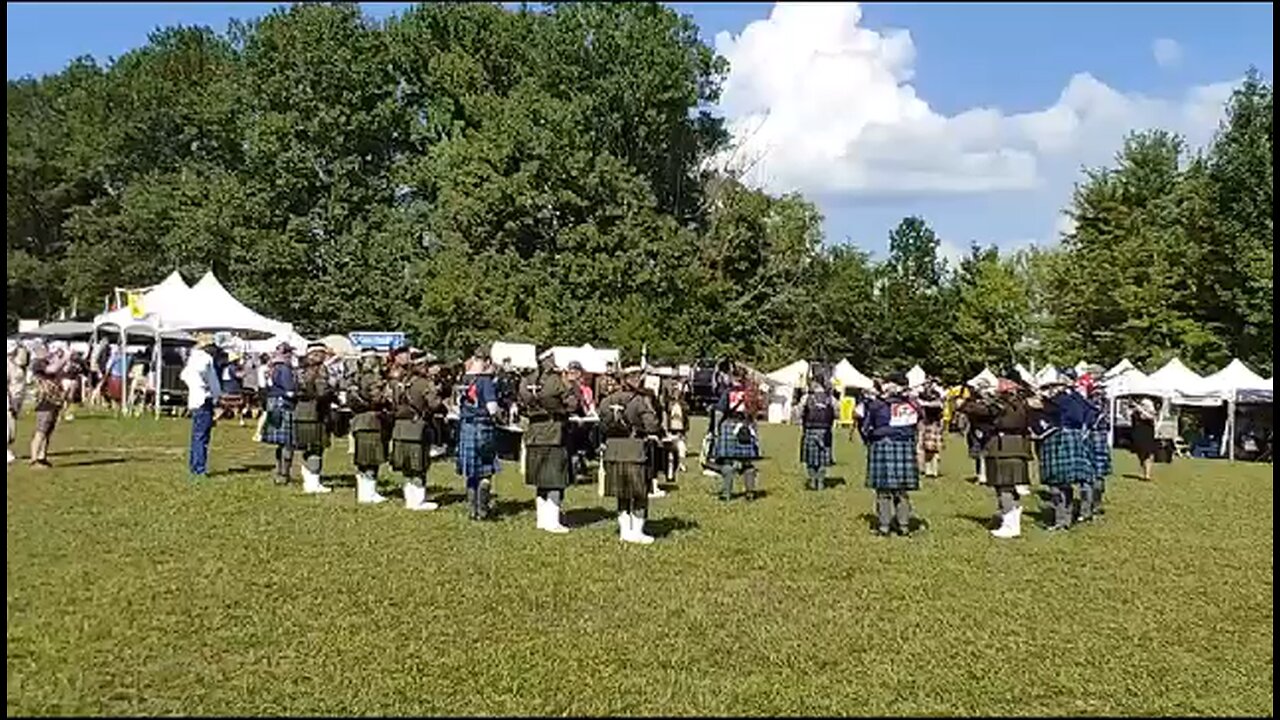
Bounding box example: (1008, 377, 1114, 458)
(6, 2, 1273, 379)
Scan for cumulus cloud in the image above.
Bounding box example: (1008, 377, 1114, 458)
(1152, 37, 1183, 69)
(710, 2, 1235, 210)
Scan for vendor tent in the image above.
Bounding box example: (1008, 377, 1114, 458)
(906, 365, 927, 388)
(766, 359, 809, 389)
(1035, 365, 1060, 386)
(491, 341, 538, 370)
(1104, 358, 1137, 379)
(1145, 358, 1219, 405)
(167, 272, 293, 340)
(968, 368, 999, 389)
(1204, 359, 1272, 460)
(540, 345, 619, 374)
(1014, 363, 1037, 386)
(243, 331, 311, 357)
(832, 359, 874, 391)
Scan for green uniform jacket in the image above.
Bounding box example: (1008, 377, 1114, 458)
(971, 397, 1034, 460)
(294, 366, 331, 422)
(598, 389, 661, 464)
(349, 370, 388, 433)
(521, 370, 580, 447)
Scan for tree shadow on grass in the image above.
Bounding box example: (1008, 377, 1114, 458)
(563, 506, 615, 529)
(645, 516, 699, 539)
(213, 463, 277, 477)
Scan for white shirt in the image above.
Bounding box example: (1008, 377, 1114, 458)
(180, 348, 222, 410)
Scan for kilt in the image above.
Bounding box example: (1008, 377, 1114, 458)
(1089, 429, 1112, 479)
(525, 445, 571, 490)
(1039, 428, 1094, 486)
(920, 422, 944, 454)
(985, 457, 1030, 487)
(220, 393, 245, 414)
(390, 429, 429, 476)
(713, 420, 761, 461)
(604, 461, 648, 501)
(865, 436, 919, 491)
(260, 396, 295, 447)
(292, 419, 328, 453)
(800, 427, 834, 469)
(353, 430, 387, 468)
(455, 420, 499, 480)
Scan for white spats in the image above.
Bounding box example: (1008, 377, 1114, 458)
(403, 482, 438, 511)
(991, 506, 1022, 539)
(538, 495, 569, 534)
(300, 467, 332, 494)
(356, 473, 387, 504)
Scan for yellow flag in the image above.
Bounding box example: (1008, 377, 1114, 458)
(127, 292, 145, 318)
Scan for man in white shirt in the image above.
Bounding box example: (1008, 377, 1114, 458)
(180, 334, 222, 478)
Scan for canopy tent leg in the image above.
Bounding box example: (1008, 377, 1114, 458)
(1108, 396, 1116, 448)
(119, 327, 128, 417)
(153, 332, 161, 419)
(1226, 399, 1235, 462)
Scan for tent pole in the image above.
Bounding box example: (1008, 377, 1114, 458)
(119, 327, 128, 417)
(154, 331, 161, 419)
(1226, 398, 1235, 462)
(1108, 395, 1115, 448)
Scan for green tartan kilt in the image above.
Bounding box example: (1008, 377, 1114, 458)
(525, 444, 571, 490)
(353, 430, 386, 468)
(390, 418, 430, 476)
(604, 461, 648, 501)
(985, 457, 1030, 487)
(292, 419, 329, 453)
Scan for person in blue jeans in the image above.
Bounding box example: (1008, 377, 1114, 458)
(180, 334, 222, 478)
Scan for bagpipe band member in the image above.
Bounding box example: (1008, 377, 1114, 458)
(799, 380, 836, 491)
(599, 367, 663, 544)
(860, 373, 921, 537)
(390, 351, 443, 511)
(1035, 371, 1099, 530)
(260, 343, 299, 484)
(349, 348, 391, 505)
(519, 354, 581, 534)
(1084, 379, 1112, 515)
(456, 344, 501, 521)
(973, 378, 1035, 539)
(712, 366, 762, 502)
(291, 342, 334, 494)
(916, 380, 945, 478)
(663, 378, 689, 480)
(640, 372, 668, 499)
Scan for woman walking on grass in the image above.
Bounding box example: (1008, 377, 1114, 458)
(1130, 397, 1158, 482)
(27, 346, 70, 468)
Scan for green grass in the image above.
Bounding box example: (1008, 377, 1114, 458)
(6, 410, 1273, 716)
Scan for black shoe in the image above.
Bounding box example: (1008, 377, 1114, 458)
(745, 491, 757, 502)
(874, 527, 891, 537)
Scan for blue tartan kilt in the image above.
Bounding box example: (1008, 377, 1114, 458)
(455, 420, 499, 480)
(866, 436, 919, 491)
(800, 427, 834, 469)
(714, 420, 761, 460)
(1089, 429, 1112, 479)
(260, 396, 295, 447)
(1039, 428, 1094, 486)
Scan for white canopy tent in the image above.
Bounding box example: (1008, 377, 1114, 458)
(540, 345, 620, 374)
(766, 359, 809, 389)
(1203, 359, 1272, 460)
(1144, 358, 1220, 406)
(1014, 363, 1037, 386)
(906, 365, 927, 388)
(491, 341, 539, 370)
(1035, 365, 1061, 386)
(92, 270, 198, 417)
(242, 330, 312, 357)
(832, 359, 874, 391)
(968, 368, 999, 389)
(167, 272, 294, 340)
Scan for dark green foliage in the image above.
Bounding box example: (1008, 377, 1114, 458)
(4, 4, 1271, 376)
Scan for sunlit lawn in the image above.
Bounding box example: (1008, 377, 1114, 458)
(6, 409, 1273, 716)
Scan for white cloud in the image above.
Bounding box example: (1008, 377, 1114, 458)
(710, 2, 1236, 236)
(1152, 37, 1183, 69)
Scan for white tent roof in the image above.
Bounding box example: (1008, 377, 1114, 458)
(242, 330, 311, 356)
(540, 344, 620, 374)
(1147, 358, 1214, 396)
(766, 359, 809, 388)
(968, 368, 999, 389)
(1203, 359, 1270, 399)
(832, 359, 874, 390)
(93, 270, 194, 333)
(491, 341, 538, 370)
(167, 272, 292, 340)
(1104, 358, 1137, 378)
(906, 365, 927, 388)
(1035, 365, 1060, 385)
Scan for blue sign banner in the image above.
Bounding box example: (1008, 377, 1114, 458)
(348, 332, 406, 351)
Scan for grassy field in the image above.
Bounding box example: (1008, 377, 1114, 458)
(6, 410, 1273, 716)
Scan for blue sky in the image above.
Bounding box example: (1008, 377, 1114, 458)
(7, 2, 1273, 259)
